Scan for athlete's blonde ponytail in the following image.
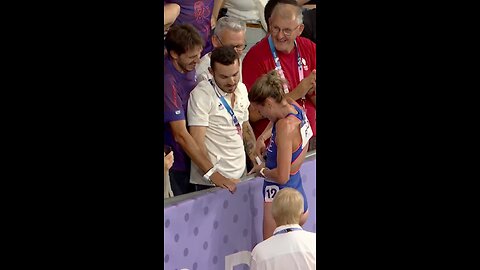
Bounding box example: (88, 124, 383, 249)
(248, 69, 289, 104)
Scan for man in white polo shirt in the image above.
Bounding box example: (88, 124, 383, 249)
(250, 188, 316, 270)
(187, 45, 259, 191)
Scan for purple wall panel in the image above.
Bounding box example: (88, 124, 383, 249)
(164, 158, 316, 270)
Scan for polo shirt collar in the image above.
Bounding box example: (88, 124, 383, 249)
(273, 224, 302, 235)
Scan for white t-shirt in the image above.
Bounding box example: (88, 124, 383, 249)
(251, 224, 316, 270)
(224, 0, 260, 22)
(223, 0, 268, 31)
(187, 79, 250, 185)
(196, 52, 243, 83)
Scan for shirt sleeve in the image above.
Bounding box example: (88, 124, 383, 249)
(238, 83, 250, 124)
(187, 82, 212, 127)
(164, 73, 186, 123)
(195, 55, 211, 83)
(250, 257, 258, 270)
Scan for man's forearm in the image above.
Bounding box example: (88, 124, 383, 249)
(174, 131, 215, 173)
(309, 94, 316, 107)
(212, 0, 225, 20)
(190, 127, 211, 165)
(286, 83, 310, 101)
(242, 122, 258, 163)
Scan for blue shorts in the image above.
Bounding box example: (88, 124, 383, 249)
(262, 172, 308, 213)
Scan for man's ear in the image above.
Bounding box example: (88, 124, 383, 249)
(212, 34, 220, 47)
(208, 66, 213, 76)
(297, 23, 305, 36)
(170, 50, 179, 60)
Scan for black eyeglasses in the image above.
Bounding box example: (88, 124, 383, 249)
(215, 34, 247, 51)
(271, 24, 301, 37)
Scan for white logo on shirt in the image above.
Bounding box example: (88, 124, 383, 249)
(175, 110, 181, 115)
(302, 58, 309, 71)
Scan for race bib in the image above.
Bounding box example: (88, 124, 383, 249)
(300, 113, 313, 149)
(264, 185, 280, 202)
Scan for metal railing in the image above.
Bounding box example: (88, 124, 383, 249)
(164, 150, 316, 207)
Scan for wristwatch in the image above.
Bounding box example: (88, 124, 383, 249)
(260, 167, 266, 178)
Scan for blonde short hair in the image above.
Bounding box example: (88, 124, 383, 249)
(271, 188, 304, 225)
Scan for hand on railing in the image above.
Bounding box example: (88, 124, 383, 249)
(210, 172, 239, 194)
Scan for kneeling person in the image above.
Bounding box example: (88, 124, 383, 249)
(187, 46, 259, 190)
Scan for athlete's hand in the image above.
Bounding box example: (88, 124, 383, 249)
(248, 162, 265, 176)
(255, 136, 267, 158)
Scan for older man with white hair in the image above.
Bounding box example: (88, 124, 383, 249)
(196, 16, 247, 83)
(243, 1, 317, 153)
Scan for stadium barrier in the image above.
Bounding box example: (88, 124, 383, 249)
(164, 151, 316, 270)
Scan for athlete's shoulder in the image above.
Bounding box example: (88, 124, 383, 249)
(277, 116, 298, 134)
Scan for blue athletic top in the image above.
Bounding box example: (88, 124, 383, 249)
(263, 103, 309, 212)
(265, 103, 307, 170)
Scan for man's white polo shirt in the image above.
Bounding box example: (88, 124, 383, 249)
(187, 79, 250, 185)
(250, 224, 316, 270)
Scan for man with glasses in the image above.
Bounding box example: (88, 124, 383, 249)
(243, 1, 317, 153)
(196, 16, 247, 83)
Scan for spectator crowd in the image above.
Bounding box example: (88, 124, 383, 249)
(164, 0, 317, 198)
(164, 0, 317, 268)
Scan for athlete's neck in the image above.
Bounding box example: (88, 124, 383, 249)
(273, 102, 297, 122)
(282, 103, 298, 117)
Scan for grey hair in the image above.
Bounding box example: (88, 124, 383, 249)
(213, 16, 246, 36)
(271, 3, 303, 24)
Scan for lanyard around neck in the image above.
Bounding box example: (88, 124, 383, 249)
(273, 227, 303, 236)
(267, 35, 304, 94)
(268, 35, 307, 113)
(208, 79, 242, 138)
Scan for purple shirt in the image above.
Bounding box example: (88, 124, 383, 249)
(164, 56, 198, 172)
(164, 0, 214, 57)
